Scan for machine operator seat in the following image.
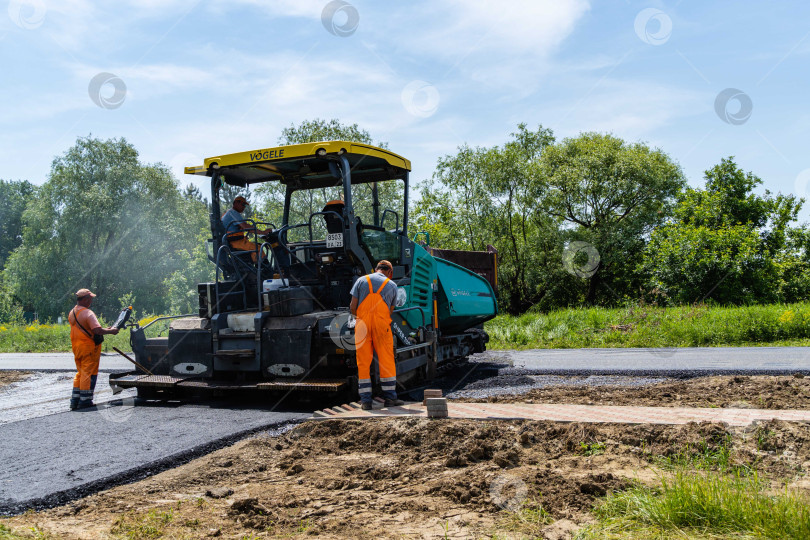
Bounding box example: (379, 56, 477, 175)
(322, 200, 345, 234)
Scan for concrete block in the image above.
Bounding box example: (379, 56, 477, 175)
(425, 397, 448, 418)
(423, 389, 443, 405)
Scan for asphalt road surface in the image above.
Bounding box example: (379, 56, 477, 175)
(0, 401, 308, 515)
(3, 347, 810, 374)
(0, 352, 131, 371)
(0, 372, 137, 425)
(482, 346, 810, 375)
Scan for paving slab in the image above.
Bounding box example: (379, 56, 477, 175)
(313, 401, 810, 426)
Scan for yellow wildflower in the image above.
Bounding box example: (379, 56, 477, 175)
(778, 310, 795, 324)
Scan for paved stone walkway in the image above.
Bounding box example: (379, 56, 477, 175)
(313, 399, 810, 427)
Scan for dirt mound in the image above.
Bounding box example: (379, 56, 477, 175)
(6, 414, 810, 539)
(479, 375, 810, 409)
(0, 371, 29, 389)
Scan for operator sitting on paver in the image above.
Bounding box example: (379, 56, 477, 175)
(349, 260, 405, 410)
(222, 195, 271, 263)
(68, 288, 120, 410)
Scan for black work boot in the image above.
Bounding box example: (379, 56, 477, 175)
(69, 387, 80, 410)
(384, 398, 405, 407)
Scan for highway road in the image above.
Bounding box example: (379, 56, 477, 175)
(0, 352, 132, 371)
(482, 346, 810, 375)
(3, 346, 810, 373)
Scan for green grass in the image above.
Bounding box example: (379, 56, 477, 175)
(0, 524, 27, 540)
(495, 502, 554, 538)
(652, 435, 756, 477)
(579, 441, 607, 456)
(0, 316, 173, 353)
(486, 302, 810, 350)
(0, 524, 51, 539)
(578, 471, 810, 539)
(110, 508, 174, 540)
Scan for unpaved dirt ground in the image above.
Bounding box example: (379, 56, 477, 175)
(0, 371, 29, 388)
(475, 374, 810, 409)
(3, 376, 810, 539)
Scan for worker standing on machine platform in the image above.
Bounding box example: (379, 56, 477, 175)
(68, 289, 119, 410)
(350, 260, 405, 410)
(222, 195, 270, 263)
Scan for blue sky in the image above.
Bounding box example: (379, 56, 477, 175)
(2, 0, 810, 218)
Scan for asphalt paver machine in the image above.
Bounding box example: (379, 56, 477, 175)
(110, 141, 498, 400)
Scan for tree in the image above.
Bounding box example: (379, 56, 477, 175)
(4, 136, 185, 320)
(277, 118, 387, 149)
(538, 133, 685, 304)
(0, 180, 35, 270)
(163, 184, 213, 314)
(254, 119, 399, 238)
(415, 129, 685, 312)
(642, 157, 803, 304)
(414, 124, 567, 313)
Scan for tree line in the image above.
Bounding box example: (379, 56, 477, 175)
(1, 119, 807, 322)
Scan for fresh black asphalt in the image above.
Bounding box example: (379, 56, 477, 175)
(0, 401, 307, 515)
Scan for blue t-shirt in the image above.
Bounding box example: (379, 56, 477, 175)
(350, 272, 397, 309)
(222, 208, 244, 234)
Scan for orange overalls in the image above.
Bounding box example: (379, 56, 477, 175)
(227, 232, 263, 263)
(355, 275, 397, 403)
(68, 307, 102, 408)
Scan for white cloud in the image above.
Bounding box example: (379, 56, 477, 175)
(394, 0, 590, 60)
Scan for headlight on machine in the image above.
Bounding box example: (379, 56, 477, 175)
(396, 288, 407, 307)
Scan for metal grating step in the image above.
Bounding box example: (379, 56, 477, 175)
(131, 375, 187, 388)
(257, 379, 346, 392)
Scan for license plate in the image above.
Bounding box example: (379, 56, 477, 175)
(326, 233, 344, 248)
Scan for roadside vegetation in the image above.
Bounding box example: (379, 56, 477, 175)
(4, 302, 810, 353)
(578, 470, 810, 539)
(486, 301, 810, 349)
(0, 316, 171, 353)
(576, 429, 810, 538)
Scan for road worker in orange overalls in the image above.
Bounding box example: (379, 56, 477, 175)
(221, 196, 271, 263)
(349, 260, 405, 410)
(68, 288, 120, 410)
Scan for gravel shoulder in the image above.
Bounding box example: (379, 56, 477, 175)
(3, 375, 810, 539)
(466, 374, 810, 409)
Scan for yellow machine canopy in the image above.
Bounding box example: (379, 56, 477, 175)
(185, 141, 411, 188)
